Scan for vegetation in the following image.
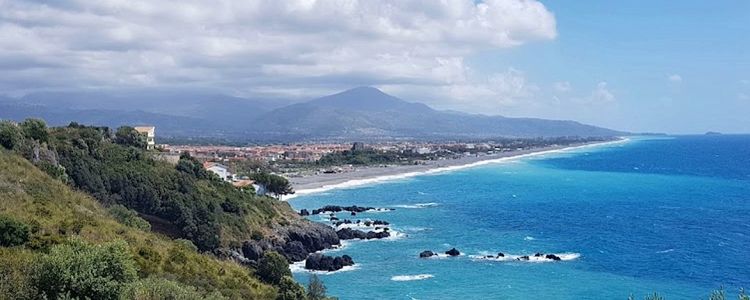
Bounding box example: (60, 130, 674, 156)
(250, 172, 295, 196)
(0, 215, 30, 247)
(0, 120, 298, 251)
(257, 251, 292, 285)
(0, 148, 277, 299)
(306, 274, 330, 300)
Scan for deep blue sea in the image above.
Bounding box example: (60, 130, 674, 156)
(289, 136, 750, 299)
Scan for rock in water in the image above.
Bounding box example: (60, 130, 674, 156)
(305, 253, 355, 272)
(419, 250, 435, 258)
(545, 254, 562, 261)
(445, 248, 461, 256)
(299, 209, 310, 216)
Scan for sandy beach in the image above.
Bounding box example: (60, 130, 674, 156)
(287, 138, 628, 199)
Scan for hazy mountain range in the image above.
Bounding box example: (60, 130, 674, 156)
(0, 87, 623, 141)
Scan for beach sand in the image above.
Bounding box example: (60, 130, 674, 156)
(286, 138, 628, 199)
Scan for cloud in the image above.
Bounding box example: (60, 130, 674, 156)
(668, 74, 682, 83)
(553, 81, 571, 92)
(585, 82, 616, 104)
(0, 0, 557, 101)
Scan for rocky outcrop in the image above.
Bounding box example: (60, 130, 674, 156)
(311, 205, 393, 215)
(419, 250, 436, 258)
(305, 253, 354, 272)
(336, 228, 390, 240)
(545, 254, 561, 261)
(240, 221, 340, 263)
(299, 209, 310, 216)
(445, 248, 461, 256)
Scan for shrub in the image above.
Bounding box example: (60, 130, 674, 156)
(0, 215, 30, 247)
(114, 126, 147, 149)
(19, 118, 48, 143)
(109, 204, 151, 231)
(277, 276, 306, 300)
(31, 238, 138, 300)
(119, 277, 225, 300)
(307, 273, 328, 300)
(256, 251, 291, 285)
(0, 121, 23, 150)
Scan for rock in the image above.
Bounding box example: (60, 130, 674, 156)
(351, 211, 356, 216)
(283, 241, 308, 262)
(485, 255, 494, 258)
(366, 231, 390, 239)
(517, 255, 530, 261)
(337, 228, 390, 240)
(419, 250, 436, 258)
(330, 216, 339, 221)
(497, 252, 505, 257)
(364, 220, 373, 226)
(241, 241, 264, 261)
(534, 252, 544, 257)
(299, 209, 310, 216)
(545, 254, 562, 261)
(305, 253, 355, 272)
(445, 248, 461, 256)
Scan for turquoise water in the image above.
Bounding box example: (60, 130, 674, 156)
(289, 136, 750, 299)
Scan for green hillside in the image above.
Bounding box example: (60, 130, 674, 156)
(0, 149, 278, 299)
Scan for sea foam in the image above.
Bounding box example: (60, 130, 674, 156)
(391, 274, 434, 281)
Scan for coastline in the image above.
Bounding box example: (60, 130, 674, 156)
(285, 137, 630, 200)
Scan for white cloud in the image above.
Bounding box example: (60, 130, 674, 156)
(584, 81, 616, 104)
(0, 0, 557, 100)
(668, 74, 682, 83)
(553, 81, 571, 92)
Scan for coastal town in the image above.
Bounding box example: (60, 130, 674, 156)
(134, 126, 615, 192)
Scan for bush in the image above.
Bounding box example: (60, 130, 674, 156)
(31, 238, 138, 300)
(19, 118, 48, 143)
(0, 121, 23, 150)
(277, 276, 306, 300)
(307, 273, 328, 300)
(109, 204, 151, 231)
(256, 251, 291, 285)
(0, 215, 30, 247)
(115, 126, 147, 149)
(119, 277, 225, 300)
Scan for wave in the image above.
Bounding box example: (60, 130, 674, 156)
(470, 252, 580, 263)
(392, 202, 439, 209)
(523, 236, 535, 241)
(288, 138, 631, 199)
(391, 274, 434, 281)
(656, 249, 675, 254)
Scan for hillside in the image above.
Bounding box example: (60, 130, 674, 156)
(0, 119, 340, 299)
(0, 87, 623, 140)
(0, 150, 277, 299)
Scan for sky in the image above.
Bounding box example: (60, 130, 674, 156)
(0, 0, 748, 133)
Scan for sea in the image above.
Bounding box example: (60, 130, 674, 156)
(288, 135, 750, 299)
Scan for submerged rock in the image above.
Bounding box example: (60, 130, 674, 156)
(545, 254, 562, 261)
(497, 252, 505, 257)
(419, 250, 436, 258)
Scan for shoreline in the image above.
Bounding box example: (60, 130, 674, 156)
(285, 137, 630, 200)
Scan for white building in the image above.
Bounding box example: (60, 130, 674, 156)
(203, 162, 232, 181)
(133, 126, 156, 150)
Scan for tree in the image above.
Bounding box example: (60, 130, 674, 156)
(256, 251, 291, 285)
(114, 126, 147, 149)
(0, 215, 30, 247)
(277, 276, 306, 300)
(0, 121, 22, 150)
(251, 172, 294, 197)
(31, 239, 138, 300)
(19, 118, 48, 143)
(307, 273, 328, 300)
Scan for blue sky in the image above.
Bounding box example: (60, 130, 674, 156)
(463, 0, 750, 133)
(0, 1, 747, 133)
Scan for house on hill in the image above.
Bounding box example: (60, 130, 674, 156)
(133, 126, 156, 150)
(203, 162, 231, 181)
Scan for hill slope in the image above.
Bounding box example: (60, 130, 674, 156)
(0, 150, 277, 299)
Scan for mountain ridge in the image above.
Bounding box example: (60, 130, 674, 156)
(0, 87, 624, 140)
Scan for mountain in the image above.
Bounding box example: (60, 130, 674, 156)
(254, 87, 623, 139)
(0, 87, 623, 140)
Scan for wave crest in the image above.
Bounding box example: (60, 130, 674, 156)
(391, 274, 434, 281)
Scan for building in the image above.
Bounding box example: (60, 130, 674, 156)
(351, 142, 366, 151)
(203, 162, 232, 181)
(133, 126, 156, 150)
